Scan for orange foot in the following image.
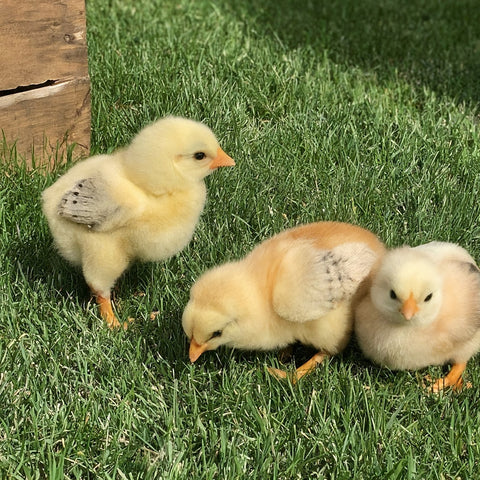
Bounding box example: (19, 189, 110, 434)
(95, 294, 133, 330)
(428, 362, 469, 393)
(267, 351, 328, 384)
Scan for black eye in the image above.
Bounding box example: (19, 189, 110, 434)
(194, 152, 206, 160)
(424, 293, 433, 302)
(211, 330, 222, 339)
(390, 290, 397, 300)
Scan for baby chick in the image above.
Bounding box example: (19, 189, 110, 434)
(42, 116, 235, 328)
(355, 241, 480, 392)
(182, 221, 385, 381)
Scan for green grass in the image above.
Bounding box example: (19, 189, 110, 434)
(2, 0, 480, 477)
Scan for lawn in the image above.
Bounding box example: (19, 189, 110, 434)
(1, 0, 480, 478)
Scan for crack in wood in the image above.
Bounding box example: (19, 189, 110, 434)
(0, 80, 59, 97)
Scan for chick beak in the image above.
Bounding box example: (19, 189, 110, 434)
(189, 338, 210, 363)
(400, 292, 419, 320)
(209, 147, 235, 170)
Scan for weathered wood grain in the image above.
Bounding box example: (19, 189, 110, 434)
(0, 78, 91, 164)
(0, 0, 91, 165)
(0, 0, 89, 91)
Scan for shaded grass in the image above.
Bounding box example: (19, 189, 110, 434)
(229, 0, 480, 108)
(1, 0, 480, 478)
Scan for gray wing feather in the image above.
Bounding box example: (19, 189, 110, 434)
(272, 241, 378, 323)
(321, 242, 379, 300)
(57, 178, 120, 230)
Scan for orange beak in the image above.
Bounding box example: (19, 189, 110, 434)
(189, 338, 210, 363)
(400, 292, 419, 320)
(209, 147, 235, 170)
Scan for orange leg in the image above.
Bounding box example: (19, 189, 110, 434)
(430, 362, 467, 393)
(295, 352, 329, 380)
(95, 294, 122, 329)
(268, 351, 328, 383)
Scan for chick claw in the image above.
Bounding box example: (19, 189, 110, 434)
(96, 295, 132, 330)
(267, 367, 290, 381)
(267, 352, 328, 384)
(424, 362, 469, 393)
(267, 367, 304, 385)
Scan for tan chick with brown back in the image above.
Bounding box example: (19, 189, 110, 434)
(182, 221, 385, 380)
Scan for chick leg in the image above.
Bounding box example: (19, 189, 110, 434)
(294, 352, 329, 381)
(82, 241, 130, 329)
(430, 362, 467, 393)
(268, 351, 328, 383)
(94, 292, 121, 329)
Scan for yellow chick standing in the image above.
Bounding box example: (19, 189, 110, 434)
(42, 116, 235, 328)
(182, 221, 385, 381)
(355, 241, 480, 392)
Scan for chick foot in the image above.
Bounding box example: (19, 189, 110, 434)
(268, 352, 328, 384)
(427, 362, 468, 393)
(96, 294, 123, 329)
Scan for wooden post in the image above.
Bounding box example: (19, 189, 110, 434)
(0, 0, 91, 166)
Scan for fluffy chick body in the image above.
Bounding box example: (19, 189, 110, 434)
(183, 221, 385, 378)
(42, 116, 234, 327)
(355, 241, 480, 390)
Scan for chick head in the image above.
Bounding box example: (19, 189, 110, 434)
(370, 247, 443, 326)
(123, 116, 234, 195)
(182, 263, 261, 362)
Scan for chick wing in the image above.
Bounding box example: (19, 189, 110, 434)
(272, 241, 377, 323)
(57, 177, 127, 231)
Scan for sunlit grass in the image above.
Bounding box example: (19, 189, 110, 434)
(1, 0, 480, 478)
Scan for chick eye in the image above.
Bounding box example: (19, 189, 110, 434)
(194, 152, 206, 160)
(210, 330, 222, 339)
(424, 293, 433, 302)
(390, 290, 397, 300)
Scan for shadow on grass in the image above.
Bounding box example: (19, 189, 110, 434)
(3, 220, 89, 301)
(230, 0, 480, 108)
